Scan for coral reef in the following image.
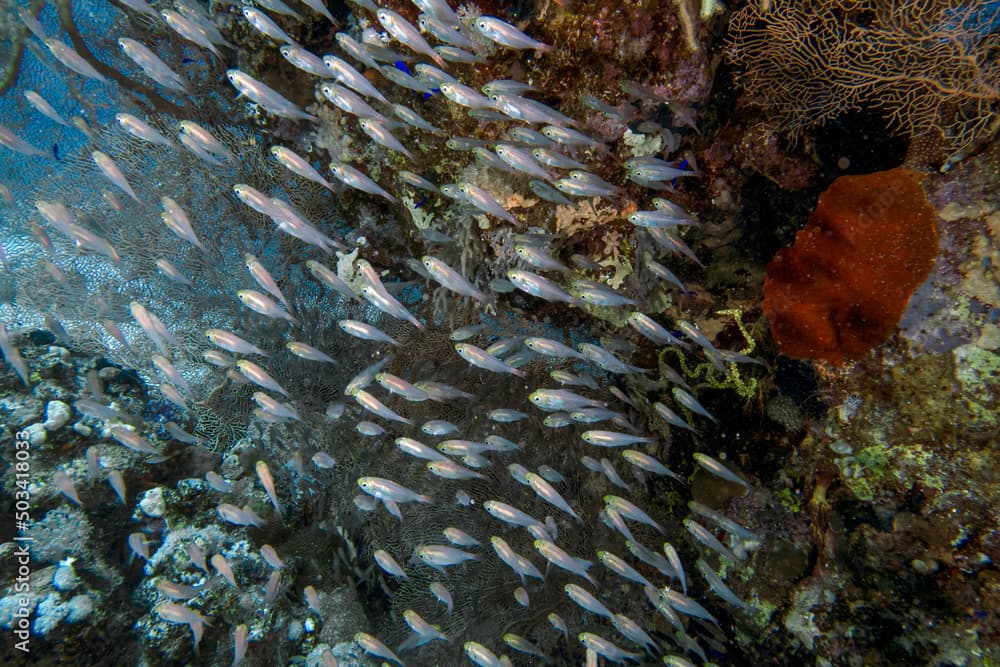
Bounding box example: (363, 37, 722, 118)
(728, 0, 1000, 165)
(0, 0, 996, 666)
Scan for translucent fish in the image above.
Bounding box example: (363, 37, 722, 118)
(306, 260, 359, 302)
(693, 452, 752, 491)
(374, 549, 408, 578)
(534, 539, 594, 584)
(429, 581, 453, 616)
(236, 360, 289, 397)
(255, 460, 283, 520)
(271, 146, 334, 190)
(474, 16, 551, 51)
(465, 641, 501, 667)
(279, 44, 328, 77)
(422, 256, 489, 302)
(237, 290, 295, 323)
(377, 8, 445, 66)
(376, 372, 429, 401)
(338, 320, 401, 346)
(415, 545, 479, 572)
(392, 104, 442, 133)
(286, 341, 335, 364)
(358, 477, 430, 505)
(118, 38, 188, 92)
(684, 518, 742, 563)
(24, 90, 69, 126)
(352, 389, 413, 425)
(507, 269, 577, 304)
(578, 632, 641, 664)
(604, 494, 663, 533)
(227, 69, 315, 121)
(455, 343, 524, 377)
(400, 609, 449, 650)
(161, 10, 223, 57)
(457, 183, 519, 225)
(0, 323, 30, 386)
(240, 6, 295, 44)
(673, 387, 719, 423)
(355, 632, 404, 666)
(44, 39, 108, 82)
(423, 419, 459, 435)
(324, 55, 389, 103)
(329, 162, 397, 203)
(92, 151, 139, 202)
(155, 602, 209, 652)
(205, 329, 268, 357)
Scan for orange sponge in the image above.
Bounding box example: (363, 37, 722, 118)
(763, 168, 938, 364)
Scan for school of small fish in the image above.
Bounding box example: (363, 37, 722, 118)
(0, 0, 767, 664)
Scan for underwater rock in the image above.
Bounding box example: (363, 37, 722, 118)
(763, 168, 939, 363)
(43, 399, 71, 431)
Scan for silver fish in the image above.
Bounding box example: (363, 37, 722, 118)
(392, 104, 442, 133)
(422, 256, 488, 302)
(236, 360, 289, 396)
(323, 55, 390, 103)
(286, 341, 335, 364)
(115, 113, 175, 148)
(245, 253, 289, 309)
(329, 162, 398, 203)
(439, 81, 493, 109)
(226, 69, 315, 121)
(306, 260, 359, 302)
(673, 387, 718, 423)
(373, 549, 408, 578)
(474, 16, 551, 51)
(24, 90, 69, 126)
(377, 8, 445, 66)
(338, 319, 401, 346)
(684, 518, 742, 563)
(205, 329, 268, 356)
(454, 343, 524, 377)
(357, 477, 431, 504)
(507, 269, 577, 304)
(415, 545, 478, 571)
(692, 453, 751, 489)
(241, 6, 295, 43)
(279, 44, 328, 76)
(0, 324, 29, 386)
(358, 119, 413, 159)
(604, 494, 663, 533)
(0, 126, 48, 158)
(92, 151, 139, 202)
(118, 38, 188, 92)
(529, 179, 574, 205)
(161, 10, 223, 57)
(237, 289, 295, 323)
(352, 388, 413, 425)
(45, 39, 108, 82)
(578, 633, 641, 663)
